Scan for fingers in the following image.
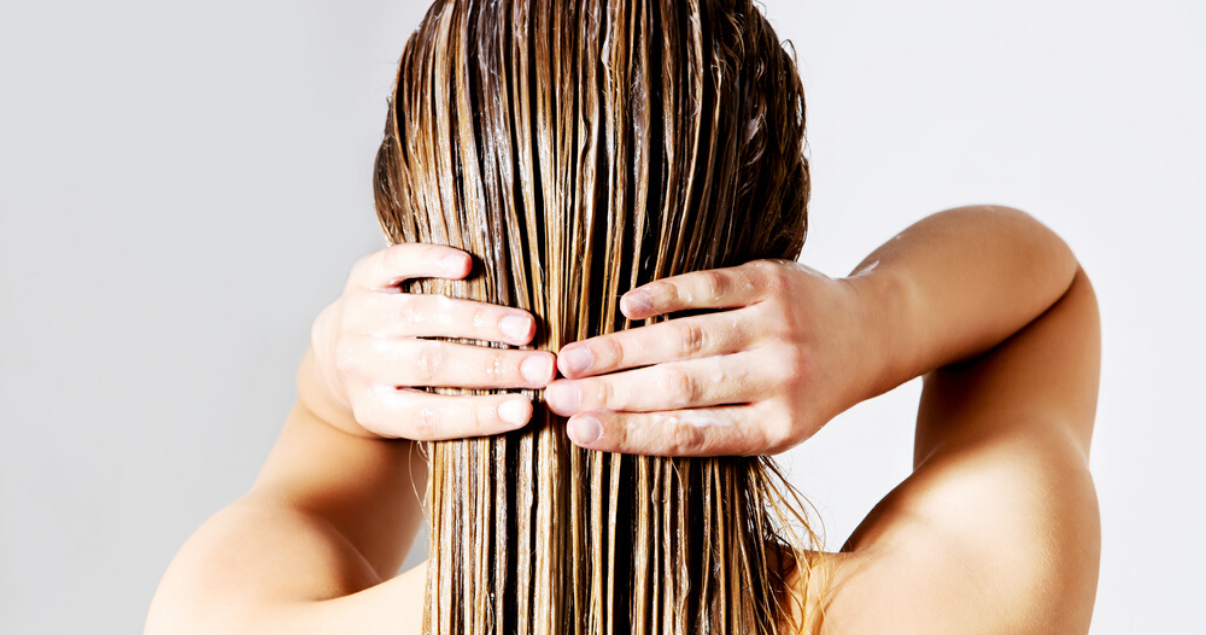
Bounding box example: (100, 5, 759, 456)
(354, 243, 473, 290)
(339, 336, 556, 390)
(564, 405, 781, 456)
(546, 352, 762, 416)
(350, 387, 534, 440)
(556, 311, 755, 378)
(354, 293, 537, 346)
(619, 260, 788, 319)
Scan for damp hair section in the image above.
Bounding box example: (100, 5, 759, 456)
(372, 0, 823, 633)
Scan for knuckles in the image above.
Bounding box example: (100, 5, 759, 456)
(590, 376, 618, 410)
(666, 421, 707, 455)
(471, 305, 490, 330)
(759, 404, 798, 454)
(469, 402, 491, 434)
(394, 293, 419, 322)
(487, 350, 510, 379)
(411, 404, 439, 440)
(658, 368, 699, 407)
(594, 334, 626, 371)
(644, 280, 676, 308)
(758, 262, 792, 296)
(378, 243, 419, 273)
(697, 270, 730, 301)
(772, 344, 811, 391)
(757, 302, 793, 341)
(411, 341, 446, 383)
(674, 320, 707, 358)
(333, 340, 363, 379)
(347, 252, 379, 285)
(351, 391, 390, 438)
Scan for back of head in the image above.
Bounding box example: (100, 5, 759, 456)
(374, 0, 813, 633)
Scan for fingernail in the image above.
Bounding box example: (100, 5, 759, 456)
(499, 314, 533, 343)
(559, 345, 592, 376)
(442, 253, 468, 274)
(545, 381, 582, 415)
(621, 290, 653, 317)
(498, 398, 531, 427)
(520, 354, 553, 384)
(569, 416, 603, 445)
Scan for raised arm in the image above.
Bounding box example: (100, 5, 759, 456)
(817, 207, 1100, 634)
(851, 205, 1083, 419)
(546, 206, 1084, 455)
(551, 204, 1100, 633)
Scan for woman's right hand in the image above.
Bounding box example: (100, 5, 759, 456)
(305, 243, 556, 440)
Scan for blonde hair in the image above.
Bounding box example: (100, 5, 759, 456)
(373, 0, 822, 632)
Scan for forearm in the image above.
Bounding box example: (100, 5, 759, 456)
(853, 205, 1079, 394)
(256, 392, 428, 580)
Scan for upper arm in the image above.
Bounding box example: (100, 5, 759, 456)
(818, 268, 1101, 634)
(912, 266, 1100, 466)
(146, 385, 430, 635)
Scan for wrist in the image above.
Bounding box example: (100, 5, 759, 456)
(846, 267, 922, 400)
(297, 348, 375, 438)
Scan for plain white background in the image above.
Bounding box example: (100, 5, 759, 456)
(1, 0, 1202, 633)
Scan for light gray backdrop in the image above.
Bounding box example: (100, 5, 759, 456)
(1, 0, 1202, 633)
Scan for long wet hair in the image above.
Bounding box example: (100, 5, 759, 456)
(373, 1, 821, 633)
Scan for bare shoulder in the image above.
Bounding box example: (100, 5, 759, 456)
(789, 270, 1102, 635)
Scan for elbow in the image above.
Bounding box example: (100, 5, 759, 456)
(952, 203, 1082, 297)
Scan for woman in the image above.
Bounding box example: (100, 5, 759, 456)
(145, 0, 1100, 633)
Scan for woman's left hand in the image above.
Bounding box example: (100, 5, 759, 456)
(546, 259, 888, 456)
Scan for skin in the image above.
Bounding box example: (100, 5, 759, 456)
(145, 205, 1100, 635)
